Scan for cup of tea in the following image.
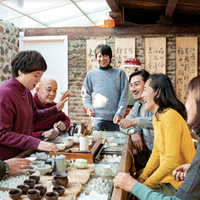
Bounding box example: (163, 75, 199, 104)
(93, 131, 102, 140)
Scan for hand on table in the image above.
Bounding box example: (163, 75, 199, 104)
(131, 132, 144, 152)
(4, 158, 33, 175)
(56, 91, 70, 111)
(172, 164, 191, 181)
(113, 115, 121, 124)
(43, 129, 59, 139)
(54, 121, 66, 132)
(118, 118, 137, 129)
(113, 172, 138, 193)
(87, 106, 95, 117)
(38, 141, 58, 152)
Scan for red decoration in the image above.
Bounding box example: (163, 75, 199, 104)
(124, 58, 142, 66)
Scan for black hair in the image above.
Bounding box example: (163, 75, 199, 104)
(148, 73, 187, 121)
(94, 44, 112, 63)
(11, 50, 47, 77)
(129, 69, 150, 83)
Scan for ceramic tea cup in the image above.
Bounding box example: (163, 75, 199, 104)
(74, 159, 87, 169)
(35, 185, 47, 196)
(107, 137, 115, 143)
(99, 164, 111, 174)
(17, 184, 29, 194)
(45, 191, 59, 200)
(62, 138, 73, 148)
(24, 179, 36, 189)
(37, 164, 52, 175)
(73, 133, 82, 143)
(53, 186, 65, 196)
(29, 175, 40, 184)
(9, 188, 22, 200)
(93, 131, 102, 140)
(27, 189, 40, 200)
(56, 143, 66, 151)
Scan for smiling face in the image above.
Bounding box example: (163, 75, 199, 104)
(142, 79, 159, 114)
(130, 75, 145, 101)
(185, 91, 197, 125)
(96, 53, 110, 67)
(36, 78, 57, 104)
(16, 70, 43, 90)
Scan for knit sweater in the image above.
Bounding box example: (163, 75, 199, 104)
(0, 77, 59, 160)
(131, 182, 181, 200)
(81, 67, 129, 121)
(32, 93, 70, 139)
(140, 108, 195, 189)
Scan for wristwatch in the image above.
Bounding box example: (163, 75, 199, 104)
(3, 162, 10, 175)
(128, 129, 137, 135)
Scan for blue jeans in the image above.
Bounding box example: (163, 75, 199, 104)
(92, 119, 119, 131)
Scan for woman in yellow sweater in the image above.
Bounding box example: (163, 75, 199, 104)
(136, 73, 195, 195)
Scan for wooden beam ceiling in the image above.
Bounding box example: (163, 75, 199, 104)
(106, 0, 123, 25)
(165, 0, 179, 17)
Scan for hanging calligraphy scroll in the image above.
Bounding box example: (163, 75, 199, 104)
(115, 38, 135, 76)
(145, 38, 166, 74)
(176, 37, 198, 104)
(86, 39, 106, 72)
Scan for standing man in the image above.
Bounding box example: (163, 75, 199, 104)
(81, 44, 129, 131)
(119, 69, 154, 171)
(33, 77, 70, 139)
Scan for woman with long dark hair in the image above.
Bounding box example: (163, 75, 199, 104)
(114, 74, 196, 198)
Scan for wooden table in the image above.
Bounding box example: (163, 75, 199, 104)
(14, 131, 135, 200)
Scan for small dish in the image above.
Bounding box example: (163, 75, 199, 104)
(74, 159, 87, 169)
(56, 143, 66, 151)
(99, 164, 111, 173)
(37, 164, 52, 175)
(9, 188, 22, 200)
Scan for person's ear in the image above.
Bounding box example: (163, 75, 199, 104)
(35, 87, 39, 93)
(18, 70, 22, 76)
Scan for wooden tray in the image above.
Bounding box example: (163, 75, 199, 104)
(49, 140, 102, 163)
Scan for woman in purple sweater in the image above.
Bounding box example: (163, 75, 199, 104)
(0, 50, 69, 160)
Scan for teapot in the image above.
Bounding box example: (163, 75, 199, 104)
(52, 172, 68, 187)
(68, 123, 87, 136)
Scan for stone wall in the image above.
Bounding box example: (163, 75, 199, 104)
(68, 35, 200, 126)
(0, 21, 19, 84)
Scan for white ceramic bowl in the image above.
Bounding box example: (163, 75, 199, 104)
(25, 157, 36, 162)
(73, 133, 82, 143)
(99, 164, 111, 174)
(107, 137, 115, 143)
(62, 138, 73, 147)
(56, 143, 66, 151)
(37, 164, 51, 175)
(74, 159, 87, 169)
(109, 143, 117, 147)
